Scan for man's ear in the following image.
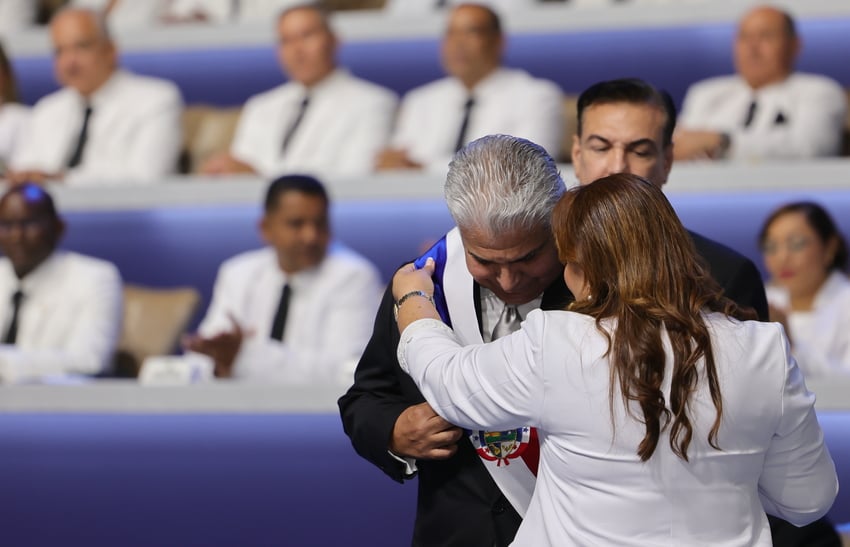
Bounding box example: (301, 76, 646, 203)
(661, 143, 674, 185)
(571, 134, 582, 175)
(53, 217, 67, 243)
(259, 215, 271, 245)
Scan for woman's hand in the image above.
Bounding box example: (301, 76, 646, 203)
(392, 258, 436, 301)
(393, 258, 439, 331)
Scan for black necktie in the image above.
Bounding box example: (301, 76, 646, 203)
(270, 284, 291, 341)
(742, 100, 757, 128)
(68, 104, 93, 168)
(282, 95, 309, 154)
(3, 290, 24, 345)
(454, 96, 475, 152)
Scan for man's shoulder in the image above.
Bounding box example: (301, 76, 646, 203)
(31, 87, 76, 114)
(243, 82, 292, 110)
(1, 102, 30, 121)
(119, 71, 182, 101)
(497, 68, 562, 96)
(688, 230, 750, 267)
(788, 72, 846, 96)
(402, 76, 456, 104)
(55, 251, 122, 281)
(335, 72, 398, 104)
(685, 75, 742, 98)
(324, 246, 381, 279)
(219, 248, 274, 274)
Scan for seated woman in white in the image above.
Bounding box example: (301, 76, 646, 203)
(393, 174, 837, 546)
(760, 201, 850, 378)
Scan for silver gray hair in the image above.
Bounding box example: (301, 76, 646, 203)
(445, 134, 565, 238)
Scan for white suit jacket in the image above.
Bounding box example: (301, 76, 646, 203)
(0, 251, 123, 382)
(399, 310, 838, 546)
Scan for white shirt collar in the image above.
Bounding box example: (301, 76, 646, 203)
(72, 69, 125, 110)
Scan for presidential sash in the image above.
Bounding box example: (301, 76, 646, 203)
(414, 228, 539, 517)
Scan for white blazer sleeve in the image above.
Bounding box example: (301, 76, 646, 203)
(398, 313, 547, 430)
(757, 333, 838, 526)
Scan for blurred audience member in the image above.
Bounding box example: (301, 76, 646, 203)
(0, 41, 30, 174)
(376, 3, 563, 172)
(385, 0, 534, 16)
(200, 4, 397, 178)
(675, 6, 847, 161)
(0, 183, 122, 383)
(8, 8, 184, 185)
(0, 0, 36, 36)
(760, 201, 850, 378)
(183, 174, 382, 385)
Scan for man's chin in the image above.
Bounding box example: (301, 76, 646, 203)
(491, 289, 540, 307)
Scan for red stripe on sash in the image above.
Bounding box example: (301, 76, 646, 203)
(520, 427, 540, 476)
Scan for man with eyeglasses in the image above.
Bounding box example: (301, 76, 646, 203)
(0, 183, 122, 383)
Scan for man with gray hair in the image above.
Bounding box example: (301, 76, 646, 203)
(340, 134, 570, 547)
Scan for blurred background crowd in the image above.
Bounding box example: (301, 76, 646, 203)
(0, 0, 847, 385)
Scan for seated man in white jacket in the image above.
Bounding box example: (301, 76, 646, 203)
(183, 174, 383, 385)
(375, 3, 564, 172)
(0, 184, 123, 383)
(7, 7, 183, 185)
(199, 4, 398, 178)
(675, 5, 847, 161)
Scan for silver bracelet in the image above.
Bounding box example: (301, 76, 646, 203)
(393, 290, 434, 321)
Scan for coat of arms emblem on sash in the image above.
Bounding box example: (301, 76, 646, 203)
(469, 426, 532, 466)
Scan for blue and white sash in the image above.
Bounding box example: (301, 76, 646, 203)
(414, 228, 538, 517)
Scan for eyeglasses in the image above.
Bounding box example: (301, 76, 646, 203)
(761, 236, 813, 255)
(0, 217, 50, 234)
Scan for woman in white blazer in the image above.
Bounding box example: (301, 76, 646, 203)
(392, 173, 838, 546)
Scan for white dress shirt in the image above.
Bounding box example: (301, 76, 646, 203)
(0, 0, 35, 36)
(399, 311, 837, 546)
(0, 102, 29, 171)
(479, 287, 540, 343)
(11, 70, 184, 185)
(0, 251, 123, 383)
(678, 73, 848, 160)
(231, 68, 398, 178)
(391, 67, 564, 171)
(196, 245, 382, 385)
(766, 270, 850, 378)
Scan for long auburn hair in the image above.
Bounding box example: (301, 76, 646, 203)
(552, 174, 755, 461)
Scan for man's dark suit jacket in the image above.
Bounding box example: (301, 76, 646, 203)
(689, 230, 768, 320)
(339, 231, 840, 547)
(339, 276, 572, 547)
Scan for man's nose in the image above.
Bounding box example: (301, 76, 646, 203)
(496, 267, 521, 292)
(607, 149, 628, 175)
(300, 224, 321, 244)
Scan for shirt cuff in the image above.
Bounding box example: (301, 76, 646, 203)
(387, 449, 418, 478)
(396, 318, 453, 374)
